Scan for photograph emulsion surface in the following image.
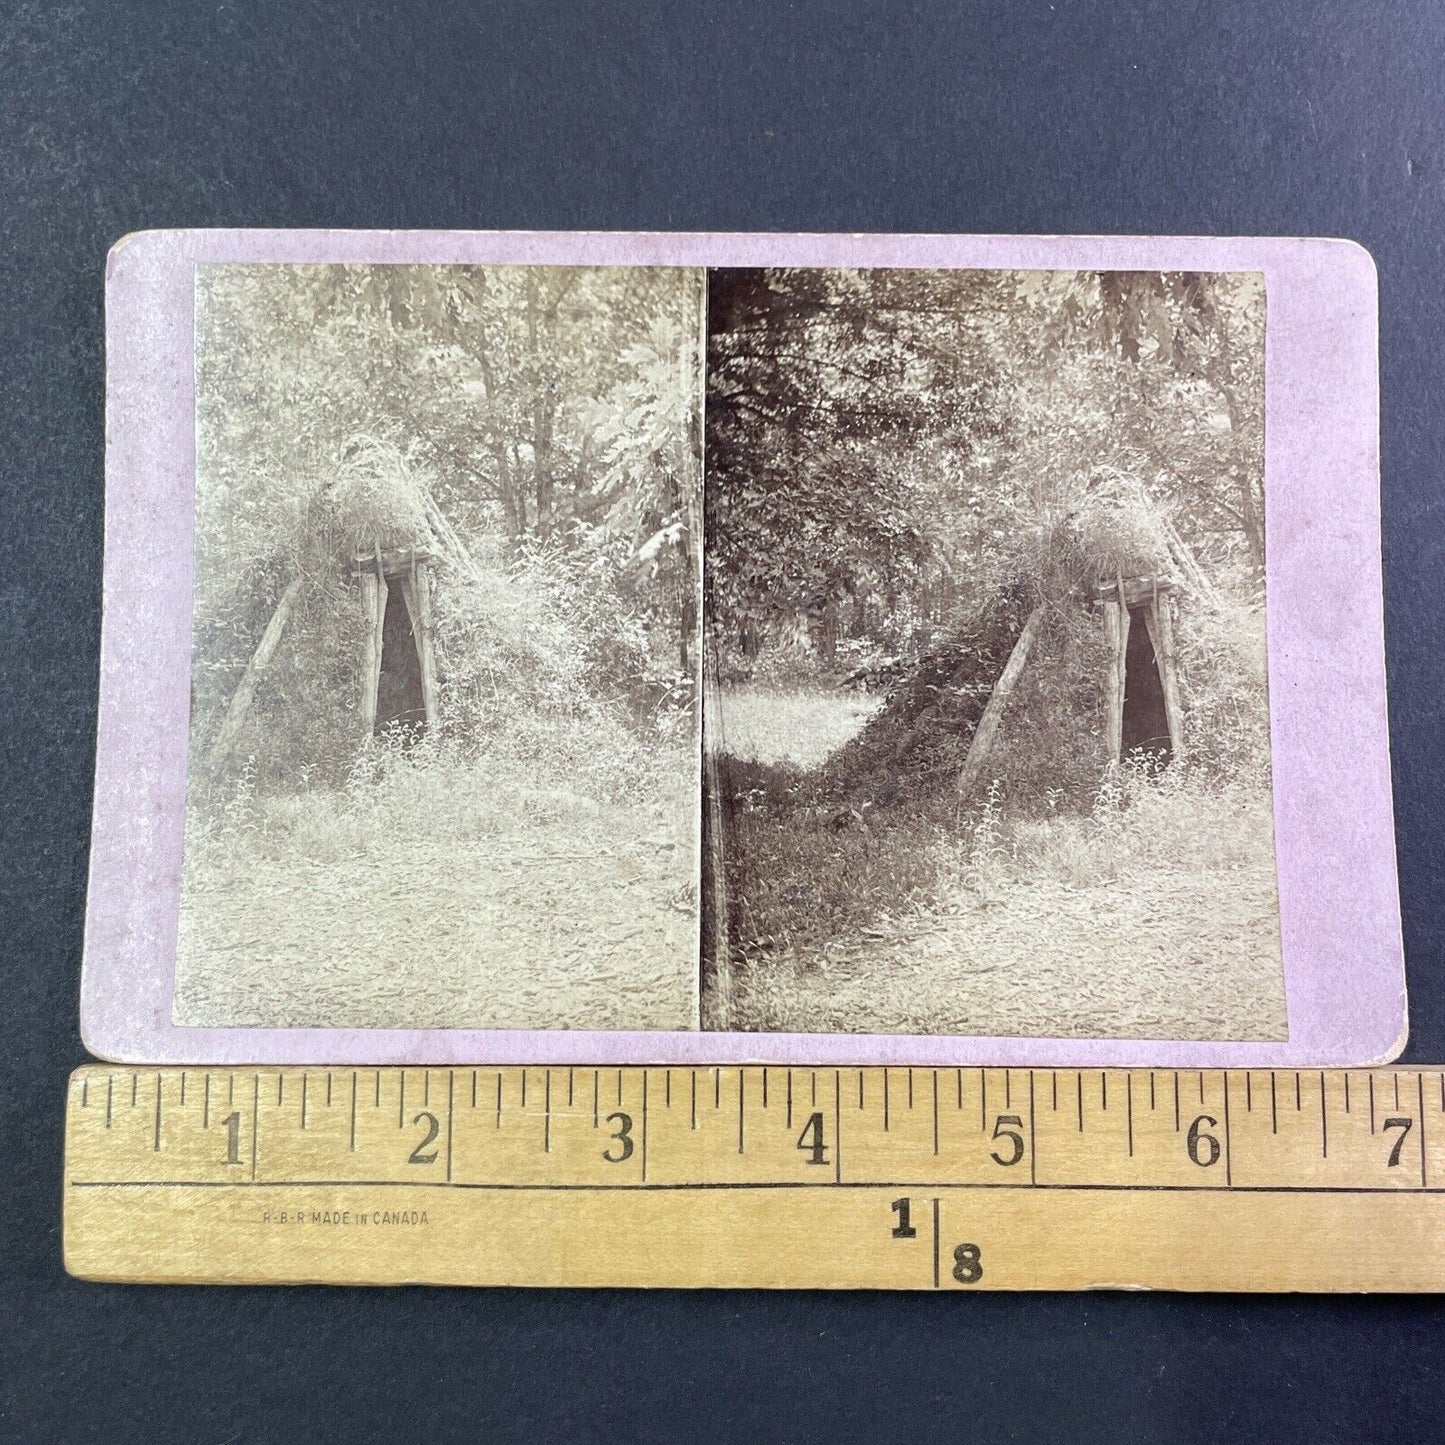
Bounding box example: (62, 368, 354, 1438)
(702, 267, 1285, 1041)
(175, 263, 703, 1030)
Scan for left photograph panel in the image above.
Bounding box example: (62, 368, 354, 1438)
(174, 264, 704, 1030)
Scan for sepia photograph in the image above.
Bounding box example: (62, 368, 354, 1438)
(174, 262, 704, 1030)
(702, 265, 1284, 1040)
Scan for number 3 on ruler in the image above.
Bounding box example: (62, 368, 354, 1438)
(602, 1111, 634, 1163)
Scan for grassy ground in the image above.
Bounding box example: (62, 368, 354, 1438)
(174, 727, 698, 1030)
(712, 686, 1288, 1041)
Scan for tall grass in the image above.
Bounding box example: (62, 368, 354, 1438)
(719, 745, 1279, 970)
(935, 760, 1278, 898)
(188, 708, 695, 872)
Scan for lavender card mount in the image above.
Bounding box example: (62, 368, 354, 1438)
(82, 230, 1404, 1068)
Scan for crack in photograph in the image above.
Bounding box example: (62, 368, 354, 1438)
(701, 266, 1286, 1041)
(174, 263, 704, 1030)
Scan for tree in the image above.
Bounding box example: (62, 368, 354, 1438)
(704, 266, 1267, 676)
(192, 263, 704, 760)
(705, 267, 1010, 661)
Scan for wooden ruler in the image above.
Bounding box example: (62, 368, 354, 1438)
(64, 1065, 1445, 1290)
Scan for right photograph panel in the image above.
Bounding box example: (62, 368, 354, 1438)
(702, 267, 1285, 1040)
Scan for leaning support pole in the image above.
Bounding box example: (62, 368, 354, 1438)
(359, 543, 388, 739)
(208, 576, 302, 771)
(956, 604, 1045, 801)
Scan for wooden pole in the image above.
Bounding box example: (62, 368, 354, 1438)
(359, 543, 388, 739)
(1162, 516, 1220, 607)
(399, 559, 440, 730)
(956, 604, 1045, 800)
(1145, 589, 1186, 762)
(1102, 598, 1128, 765)
(207, 577, 302, 770)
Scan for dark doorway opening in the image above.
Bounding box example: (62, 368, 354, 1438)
(375, 584, 426, 737)
(1122, 604, 1171, 763)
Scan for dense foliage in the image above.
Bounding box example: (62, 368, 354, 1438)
(192, 264, 703, 787)
(705, 267, 1265, 675)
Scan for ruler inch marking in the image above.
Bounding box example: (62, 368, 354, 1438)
(152, 1073, 161, 1152)
(641, 1069, 650, 1183)
(1419, 1072, 1428, 1189)
(833, 1070, 842, 1184)
(1028, 1071, 1037, 1185)
(250, 1073, 260, 1182)
(446, 1071, 455, 1181)
(1223, 1072, 1233, 1187)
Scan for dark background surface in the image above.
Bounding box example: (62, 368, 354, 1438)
(3, 2, 1443, 1440)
